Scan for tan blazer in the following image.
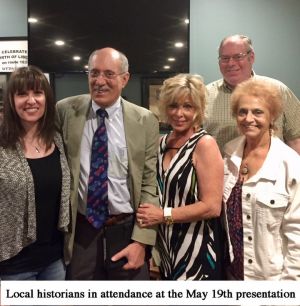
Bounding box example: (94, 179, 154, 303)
(56, 94, 159, 264)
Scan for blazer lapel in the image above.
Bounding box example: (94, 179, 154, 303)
(122, 100, 146, 208)
(65, 98, 91, 159)
(122, 100, 143, 163)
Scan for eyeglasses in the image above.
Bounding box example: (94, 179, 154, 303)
(88, 69, 126, 80)
(218, 50, 251, 63)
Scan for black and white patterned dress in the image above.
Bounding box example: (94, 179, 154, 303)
(157, 129, 223, 280)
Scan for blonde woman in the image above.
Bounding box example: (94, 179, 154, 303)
(137, 74, 224, 280)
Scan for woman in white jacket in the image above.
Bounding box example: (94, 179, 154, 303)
(223, 78, 300, 280)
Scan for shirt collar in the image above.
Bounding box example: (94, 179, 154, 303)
(91, 97, 122, 119)
(221, 70, 256, 93)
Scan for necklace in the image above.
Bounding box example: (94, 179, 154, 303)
(167, 133, 191, 151)
(22, 137, 42, 154)
(165, 146, 180, 151)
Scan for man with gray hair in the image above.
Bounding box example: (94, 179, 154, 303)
(56, 47, 159, 280)
(204, 34, 300, 154)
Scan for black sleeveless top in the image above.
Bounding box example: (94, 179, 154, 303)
(0, 147, 63, 274)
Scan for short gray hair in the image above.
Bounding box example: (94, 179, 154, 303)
(218, 34, 254, 55)
(88, 48, 129, 72)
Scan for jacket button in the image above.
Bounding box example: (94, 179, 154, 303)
(270, 199, 275, 204)
(248, 236, 252, 241)
(246, 215, 251, 220)
(246, 193, 251, 198)
(248, 259, 253, 264)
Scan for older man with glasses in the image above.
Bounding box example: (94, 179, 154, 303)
(204, 34, 300, 154)
(56, 47, 159, 280)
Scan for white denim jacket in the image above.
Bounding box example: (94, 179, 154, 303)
(223, 136, 300, 280)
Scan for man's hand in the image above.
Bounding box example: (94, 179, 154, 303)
(111, 241, 146, 270)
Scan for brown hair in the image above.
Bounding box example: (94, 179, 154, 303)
(159, 73, 206, 129)
(0, 65, 55, 149)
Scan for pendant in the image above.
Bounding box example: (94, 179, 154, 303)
(241, 165, 249, 175)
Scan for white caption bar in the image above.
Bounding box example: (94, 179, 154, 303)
(1, 280, 299, 305)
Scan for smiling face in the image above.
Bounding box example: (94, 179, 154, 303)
(166, 94, 195, 134)
(88, 48, 130, 108)
(14, 89, 46, 127)
(236, 95, 273, 141)
(219, 37, 254, 88)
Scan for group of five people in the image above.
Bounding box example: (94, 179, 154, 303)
(0, 34, 300, 281)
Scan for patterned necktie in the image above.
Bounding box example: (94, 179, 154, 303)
(86, 108, 109, 229)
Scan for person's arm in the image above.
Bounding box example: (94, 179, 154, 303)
(287, 138, 300, 155)
(112, 111, 159, 270)
(137, 135, 224, 226)
(55, 101, 63, 132)
(139, 113, 160, 205)
(281, 86, 300, 155)
(281, 181, 300, 280)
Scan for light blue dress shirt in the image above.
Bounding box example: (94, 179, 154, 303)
(78, 98, 133, 215)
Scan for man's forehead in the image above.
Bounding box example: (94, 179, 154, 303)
(221, 40, 247, 53)
(223, 38, 244, 47)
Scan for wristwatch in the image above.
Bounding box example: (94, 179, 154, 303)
(163, 207, 174, 225)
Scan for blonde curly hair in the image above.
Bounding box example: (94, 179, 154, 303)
(159, 73, 206, 130)
(231, 78, 283, 130)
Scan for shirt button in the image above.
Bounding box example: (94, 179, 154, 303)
(246, 215, 251, 220)
(248, 236, 252, 241)
(248, 259, 253, 264)
(270, 199, 275, 204)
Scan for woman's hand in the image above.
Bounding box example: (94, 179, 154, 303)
(136, 203, 164, 227)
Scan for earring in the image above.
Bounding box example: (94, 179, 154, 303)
(269, 122, 274, 136)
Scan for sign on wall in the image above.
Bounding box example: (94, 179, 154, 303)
(0, 40, 28, 72)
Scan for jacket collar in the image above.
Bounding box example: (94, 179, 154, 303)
(69, 94, 91, 114)
(225, 136, 281, 183)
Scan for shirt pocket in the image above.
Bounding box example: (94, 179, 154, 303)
(108, 145, 128, 179)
